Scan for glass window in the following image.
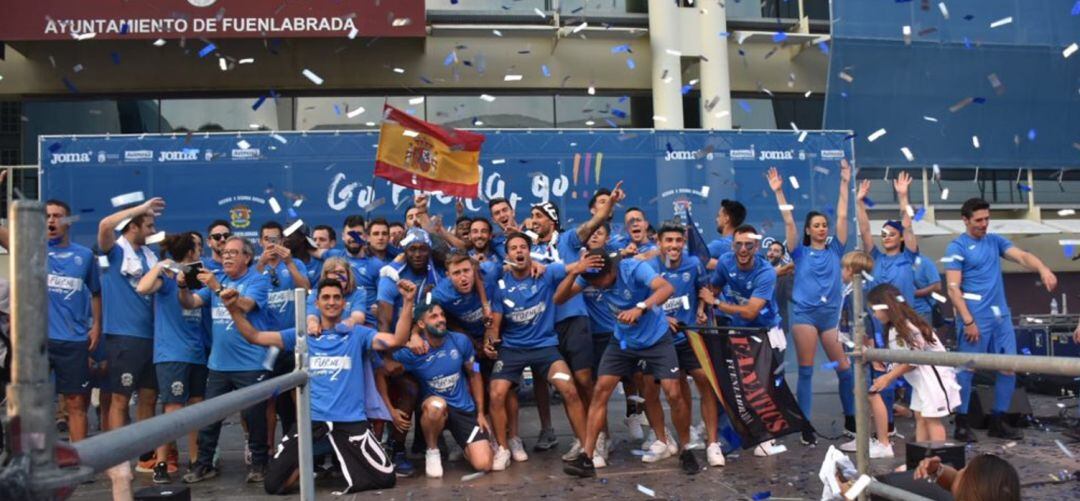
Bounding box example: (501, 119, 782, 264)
(1032, 169, 1080, 205)
(21, 100, 158, 164)
(160, 98, 292, 132)
(731, 98, 776, 129)
(561, 0, 646, 14)
(556, 96, 633, 128)
(296, 97, 422, 130)
(426, 0, 545, 11)
(427, 95, 554, 128)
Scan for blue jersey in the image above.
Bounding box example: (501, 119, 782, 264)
(197, 268, 272, 372)
(557, 229, 616, 333)
(47, 242, 100, 342)
(491, 263, 566, 349)
(100, 244, 154, 338)
(201, 255, 224, 274)
(281, 326, 377, 422)
(708, 235, 733, 259)
(944, 233, 1013, 321)
(649, 255, 707, 343)
(376, 262, 441, 328)
(349, 253, 391, 323)
(306, 287, 368, 320)
(260, 260, 309, 331)
(577, 259, 667, 350)
(870, 248, 918, 306)
(431, 278, 492, 339)
(153, 277, 209, 364)
(790, 237, 847, 310)
(301, 257, 323, 289)
(528, 231, 587, 321)
(911, 255, 941, 317)
(393, 331, 477, 412)
(711, 254, 781, 329)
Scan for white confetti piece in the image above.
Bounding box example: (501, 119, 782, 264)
(380, 265, 400, 283)
(110, 191, 145, 207)
(989, 17, 1013, 29)
(571, 22, 588, 34)
(237, 139, 251, 150)
(271, 134, 287, 144)
(302, 69, 324, 85)
(1056, 439, 1075, 458)
(778, 204, 794, 212)
(145, 231, 166, 245)
(1058, 209, 1075, 216)
(218, 57, 228, 71)
(972, 135, 980, 149)
(153, 38, 166, 47)
(931, 292, 947, 303)
(393, 67, 405, 74)
(403, 130, 419, 138)
(346, 107, 366, 118)
(804, 90, 813, 98)
(524, 230, 539, 241)
(814, 166, 831, 175)
(347, 27, 359, 39)
(461, 471, 485, 482)
(97, 255, 110, 269)
(283, 219, 304, 237)
(700, 185, 710, 197)
(115, 217, 132, 232)
(391, 18, 412, 27)
(861, 270, 874, 282)
(552, 372, 571, 381)
(905, 205, 915, 218)
(867, 128, 887, 142)
(902, 25, 912, 45)
(1064, 43, 1079, 59)
(665, 49, 683, 56)
(637, 485, 656, 497)
(789, 176, 800, 189)
(938, 2, 949, 19)
(900, 147, 914, 162)
(306, 236, 318, 248)
(503, 74, 523, 81)
(480, 94, 496, 102)
(588, 85, 596, 95)
(798, 130, 808, 143)
(845, 475, 872, 500)
(73, 32, 97, 41)
(941, 188, 950, 200)
(653, 115, 668, 122)
(991, 305, 1002, 318)
(871, 304, 889, 311)
(269, 197, 282, 214)
(498, 279, 506, 290)
(491, 158, 506, 164)
(408, 97, 424, 105)
(962, 292, 982, 301)
(924, 116, 939, 122)
(681, 296, 691, 309)
(534, 7, 546, 18)
(503, 298, 516, 308)
(838, 71, 854, 83)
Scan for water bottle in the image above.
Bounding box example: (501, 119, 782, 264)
(1050, 298, 1059, 316)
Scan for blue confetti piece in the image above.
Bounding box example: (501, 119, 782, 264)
(348, 231, 364, 242)
(612, 109, 627, 119)
(333, 104, 342, 116)
(821, 361, 839, 370)
(1027, 128, 1037, 141)
(62, 77, 79, 94)
(773, 32, 788, 43)
(972, 97, 986, 104)
(1021, 347, 1032, 355)
(738, 100, 751, 113)
(818, 41, 830, 54)
(875, 330, 885, 348)
(845, 133, 858, 141)
(963, 36, 972, 49)
(738, 49, 746, 57)
(863, 196, 875, 208)
(451, 0, 458, 4)
(198, 43, 217, 58)
(1073, 0, 1080, 16)
(963, 14, 974, 21)
(541, 64, 550, 77)
(110, 51, 121, 65)
(611, 44, 630, 53)
(914, 207, 926, 222)
(719, 31, 729, 37)
(443, 51, 456, 66)
(48, 142, 63, 153)
(620, 339, 627, 350)
(618, 95, 628, 103)
(252, 96, 267, 111)
(287, 208, 298, 219)
(720, 424, 742, 449)
(681, 84, 693, 95)
(753, 492, 772, 501)
(604, 119, 618, 128)
(1064, 244, 1075, 258)
(472, 362, 480, 373)
(840, 91, 849, 98)
(626, 58, 636, 69)
(1017, 183, 1032, 192)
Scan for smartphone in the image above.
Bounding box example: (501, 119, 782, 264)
(183, 261, 204, 289)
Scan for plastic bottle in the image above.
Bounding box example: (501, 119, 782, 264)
(1050, 298, 1059, 316)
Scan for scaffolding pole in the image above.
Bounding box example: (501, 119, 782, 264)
(293, 288, 315, 501)
(859, 348, 1080, 377)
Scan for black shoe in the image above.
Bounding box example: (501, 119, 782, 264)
(245, 464, 266, 483)
(181, 464, 218, 484)
(988, 414, 1023, 440)
(152, 462, 170, 484)
(801, 429, 817, 446)
(679, 449, 700, 475)
(563, 453, 596, 478)
(843, 415, 856, 438)
(953, 414, 978, 443)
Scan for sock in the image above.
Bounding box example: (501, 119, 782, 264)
(993, 373, 1016, 414)
(957, 368, 974, 414)
(837, 367, 855, 417)
(797, 365, 814, 418)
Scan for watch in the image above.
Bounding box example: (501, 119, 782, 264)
(635, 301, 648, 311)
(214, 285, 225, 295)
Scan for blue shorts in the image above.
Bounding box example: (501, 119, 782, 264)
(155, 362, 209, 404)
(791, 304, 841, 333)
(106, 334, 157, 395)
(48, 340, 91, 395)
(491, 346, 563, 385)
(598, 332, 680, 380)
(956, 316, 1016, 356)
(556, 316, 593, 373)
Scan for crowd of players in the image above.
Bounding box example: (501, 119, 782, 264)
(28, 159, 1063, 494)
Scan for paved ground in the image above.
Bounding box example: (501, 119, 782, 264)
(63, 348, 1080, 500)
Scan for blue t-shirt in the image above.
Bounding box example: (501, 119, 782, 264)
(557, 230, 617, 334)
(260, 260, 309, 331)
(101, 244, 154, 338)
(576, 259, 667, 350)
(711, 253, 782, 330)
(491, 263, 566, 349)
(376, 262, 442, 328)
(393, 331, 477, 412)
(201, 255, 224, 274)
(48, 242, 100, 342)
(431, 277, 493, 340)
(302, 257, 323, 290)
(281, 325, 377, 422)
(649, 255, 707, 344)
(870, 247, 918, 306)
(305, 287, 368, 320)
(708, 235, 733, 259)
(349, 253, 392, 324)
(534, 231, 592, 321)
(944, 233, 1013, 321)
(911, 255, 941, 317)
(790, 237, 847, 311)
(153, 277, 209, 364)
(196, 268, 272, 371)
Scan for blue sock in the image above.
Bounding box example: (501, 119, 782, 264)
(957, 368, 974, 414)
(797, 365, 814, 418)
(837, 367, 855, 417)
(993, 373, 1016, 413)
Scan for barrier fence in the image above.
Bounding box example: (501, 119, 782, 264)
(0, 201, 317, 500)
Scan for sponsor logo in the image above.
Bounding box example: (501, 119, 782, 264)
(204, 149, 214, 161)
(97, 151, 107, 163)
(427, 373, 460, 393)
(820, 149, 846, 160)
(230, 204, 252, 229)
(50, 152, 92, 164)
(664, 150, 713, 161)
(158, 149, 199, 162)
(124, 150, 154, 162)
(311, 355, 352, 380)
(758, 150, 794, 161)
(506, 302, 546, 324)
(231, 148, 261, 160)
(729, 147, 755, 161)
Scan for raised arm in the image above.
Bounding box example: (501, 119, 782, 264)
(835, 159, 851, 246)
(553, 255, 601, 305)
(894, 171, 918, 252)
(97, 197, 165, 253)
(1003, 247, 1057, 292)
(767, 167, 797, 253)
(223, 289, 285, 349)
(135, 259, 173, 296)
(374, 280, 419, 350)
(855, 179, 874, 252)
(277, 245, 311, 290)
(576, 181, 624, 243)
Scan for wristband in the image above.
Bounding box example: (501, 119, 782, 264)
(963, 319, 974, 326)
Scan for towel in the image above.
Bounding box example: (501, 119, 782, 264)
(116, 235, 158, 278)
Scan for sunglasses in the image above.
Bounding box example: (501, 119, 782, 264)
(210, 232, 231, 241)
(733, 241, 757, 250)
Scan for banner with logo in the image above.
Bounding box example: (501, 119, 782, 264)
(687, 328, 810, 447)
(41, 129, 853, 245)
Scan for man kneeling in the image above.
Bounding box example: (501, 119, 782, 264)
(224, 279, 414, 494)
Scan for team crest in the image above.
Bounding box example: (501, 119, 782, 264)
(230, 204, 252, 229)
(492, 360, 503, 374)
(171, 381, 185, 396)
(404, 136, 438, 174)
(120, 373, 134, 388)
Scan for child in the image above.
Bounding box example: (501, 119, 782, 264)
(868, 283, 961, 443)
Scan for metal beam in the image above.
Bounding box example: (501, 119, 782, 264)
(865, 480, 938, 501)
(293, 288, 315, 501)
(860, 348, 1080, 377)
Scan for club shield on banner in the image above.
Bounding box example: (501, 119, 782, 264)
(687, 328, 810, 447)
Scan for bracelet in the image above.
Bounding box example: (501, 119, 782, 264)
(963, 319, 974, 326)
(215, 286, 225, 295)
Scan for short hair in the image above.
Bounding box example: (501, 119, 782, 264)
(588, 188, 612, 210)
(624, 206, 645, 218)
(444, 250, 474, 269)
(160, 232, 199, 261)
(841, 250, 874, 275)
(721, 199, 747, 227)
(388, 222, 406, 231)
(504, 231, 533, 252)
(455, 215, 472, 226)
(45, 199, 71, 216)
(207, 219, 230, 234)
(315, 279, 344, 297)
(224, 235, 255, 258)
(470, 217, 493, 232)
(128, 213, 151, 232)
(259, 221, 284, 237)
(343, 214, 366, 229)
(656, 223, 686, 240)
(733, 224, 759, 237)
(313, 225, 337, 241)
(488, 197, 510, 211)
(960, 198, 991, 219)
(368, 218, 390, 232)
(581, 248, 617, 280)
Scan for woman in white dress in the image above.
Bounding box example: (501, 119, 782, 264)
(868, 284, 962, 442)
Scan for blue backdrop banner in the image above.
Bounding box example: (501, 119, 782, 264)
(41, 129, 853, 247)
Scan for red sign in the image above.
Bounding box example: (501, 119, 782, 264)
(0, 0, 425, 41)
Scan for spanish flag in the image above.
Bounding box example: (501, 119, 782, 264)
(374, 105, 486, 198)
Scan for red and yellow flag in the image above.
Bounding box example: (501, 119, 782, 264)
(374, 105, 486, 198)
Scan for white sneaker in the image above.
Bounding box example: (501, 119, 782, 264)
(706, 442, 725, 467)
(753, 440, 788, 457)
(592, 454, 607, 468)
(508, 436, 529, 462)
(839, 438, 857, 453)
(425, 449, 443, 478)
(595, 432, 610, 461)
(625, 413, 645, 441)
(641, 439, 676, 463)
(561, 439, 583, 462)
(869, 439, 895, 459)
(492, 447, 511, 471)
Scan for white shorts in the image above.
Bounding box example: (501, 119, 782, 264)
(906, 364, 961, 419)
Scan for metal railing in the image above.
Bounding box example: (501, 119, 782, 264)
(0, 201, 316, 500)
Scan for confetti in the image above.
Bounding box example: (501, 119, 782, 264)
(198, 43, 217, 58)
(346, 107, 366, 118)
(571, 22, 588, 34)
(789, 176, 800, 189)
(479, 94, 496, 102)
(504, 74, 523, 81)
(403, 130, 419, 138)
(838, 71, 854, 83)
(534, 7, 546, 18)
(97, 255, 110, 269)
(752, 491, 771, 501)
(153, 38, 166, 47)
(636, 485, 656, 497)
(1058, 209, 1075, 216)
(938, 2, 950, 19)
(871, 304, 889, 311)
(962, 292, 982, 301)
(391, 18, 412, 27)
(553, 372, 571, 381)
(269, 197, 282, 214)
(845, 475, 872, 500)
(541, 64, 551, 77)
(110, 191, 145, 207)
(1056, 439, 1075, 458)
(302, 69, 324, 85)
(989, 16, 1013, 28)
(408, 97, 424, 105)
(821, 361, 839, 370)
(283, 219, 304, 237)
(73, 31, 96, 41)
(626, 58, 636, 69)
(773, 32, 788, 43)
(1064, 43, 1079, 59)
(972, 135, 980, 149)
(461, 471, 485, 482)
(145, 231, 166, 245)
(778, 204, 794, 212)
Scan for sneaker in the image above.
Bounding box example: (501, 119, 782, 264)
(136, 453, 157, 473)
(988, 414, 1023, 440)
(839, 438, 857, 453)
(563, 453, 596, 478)
(592, 454, 608, 469)
(843, 415, 856, 438)
(888, 422, 904, 439)
(509, 436, 529, 462)
(679, 449, 701, 475)
(181, 464, 218, 484)
(534, 428, 558, 452)
(595, 432, 610, 462)
(561, 439, 583, 462)
(245, 465, 265, 483)
(152, 462, 170, 484)
(869, 439, 895, 459)
(642, 439, 676, 463)
(953, 414, 978, 443)
(753, 440, 788, 457)
(492, 447, 512, 471)
(425, 449, 443, 479)
(393, 452, 416, 477)
(625, 413, 646, 441)
(706, 442, 725, 467)
(800, 429, 817, 446)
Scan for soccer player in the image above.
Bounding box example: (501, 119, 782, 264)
(203, 219, 231, 273)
